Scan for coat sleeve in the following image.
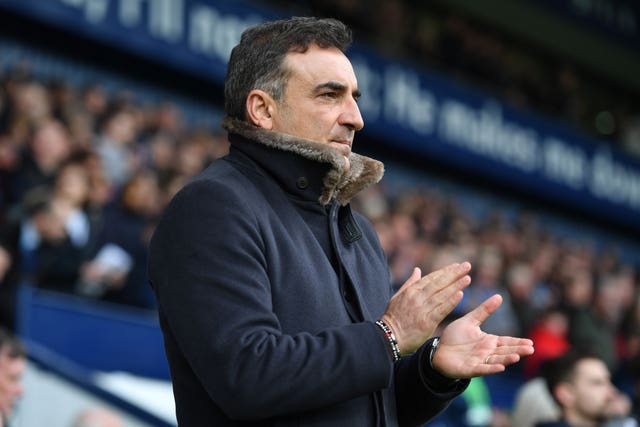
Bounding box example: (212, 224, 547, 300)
(149, 177, 394, 420)
(394, 339, 470, 426)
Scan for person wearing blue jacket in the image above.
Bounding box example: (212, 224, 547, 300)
(148, 16, 534, 426)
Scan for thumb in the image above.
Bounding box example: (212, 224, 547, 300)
(396, 267, 422, 294)
(465, 294, 503, 326)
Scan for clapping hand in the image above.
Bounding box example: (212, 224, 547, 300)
(432, 294, 535, 379)
(381, 263, 472, 355)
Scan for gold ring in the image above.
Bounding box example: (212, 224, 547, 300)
(485, 356, 490, 364)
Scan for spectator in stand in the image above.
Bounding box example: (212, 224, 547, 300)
(527, 239, 559, 307)
(459, 245, 519, 337)
(80, 83, 108, 125)
(537, 350, 637, 427)
(0, 327, 25, 427)
(523, 307, 570, 379)
(50, 157, 92, 251)
(566, 272, 626, 371)
(80, 170, 160, 308)
(78, 149, 111, 232)
(146, 133, 176, 190)
(512, 367, 560, 427)
(93, 105, 139, 189)
(18, 186, 82, 293)
(387, 210, 421, 288)
(504, 262, 542, 337)
(174, 135, 213, 181)
(148, 101, 184, 141)
(206, 129, 232, 161)
(7, 118, 72, 206)
(1, 74, 50, 147)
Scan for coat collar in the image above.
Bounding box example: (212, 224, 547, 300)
(221, 117, 384, 205)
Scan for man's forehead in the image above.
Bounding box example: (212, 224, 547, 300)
(575, 358, 609, 379)
(284, 45, 357, 86)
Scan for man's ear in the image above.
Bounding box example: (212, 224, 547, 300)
(554, 383, 575, 408)
(246, 89, 276, 129)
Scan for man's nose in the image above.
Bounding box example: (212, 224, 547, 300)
(339, 98, 364, 131)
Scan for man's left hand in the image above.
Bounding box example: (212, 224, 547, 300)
(432, 294, 534, 379)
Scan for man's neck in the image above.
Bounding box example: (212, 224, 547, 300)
(564, 411, 599, 427)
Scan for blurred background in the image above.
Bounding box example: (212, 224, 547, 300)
(0, 0, 638, 426)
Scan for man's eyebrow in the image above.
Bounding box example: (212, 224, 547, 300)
(314, 81, 361, 99)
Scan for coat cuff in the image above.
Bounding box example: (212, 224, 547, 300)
(418, 338, 469, 394)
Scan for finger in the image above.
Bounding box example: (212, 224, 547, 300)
(491, 345, 535, 356)
(417, 274, 470, 326)
(428, 288, 465, 323)
(496, 336, 535, 349)
(417, 262, 471, 292)
(396, 267, 422, 294)
(486, 339, 534, 360)
(485, 353, 521, 367)
(464, 294, 503, 326)
(497, 337, 534, 354)
(425, 272, 470, 304)
(472, 363, 506, 377)
(499, 345, 535, 358)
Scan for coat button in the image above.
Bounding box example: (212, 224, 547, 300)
(296, 177, 309, 189)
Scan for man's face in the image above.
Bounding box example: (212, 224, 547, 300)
(0, 354, 25, 417)
(270, 44, 364, 166)
(565, 358, 615, 424)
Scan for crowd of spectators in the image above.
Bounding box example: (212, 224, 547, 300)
(351, 183, 640, 425)
(0, 18, 639, 425)
(353, 181, 639, 376)
(0, 64, 230, 329)
(267, 0, 640, 159)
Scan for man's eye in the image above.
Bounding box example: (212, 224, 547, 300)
(321, 92, 337, 98)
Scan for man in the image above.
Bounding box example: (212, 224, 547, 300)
(537, 350, 637, 427)
(0, 328, 25, 427)
(148, 17, 534, 426)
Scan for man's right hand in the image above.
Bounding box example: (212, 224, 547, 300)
(380, 262, 471, 355)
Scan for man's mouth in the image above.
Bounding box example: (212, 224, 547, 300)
(330, 140, 352, 156)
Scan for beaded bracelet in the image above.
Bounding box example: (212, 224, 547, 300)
(375, 319, 401, 362)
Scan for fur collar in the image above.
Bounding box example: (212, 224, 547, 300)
(221, 117, 384, 205)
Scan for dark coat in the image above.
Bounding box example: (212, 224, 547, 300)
(148, 118, 467, 426)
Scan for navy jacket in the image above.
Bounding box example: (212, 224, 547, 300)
(148, 118, 467, 426)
